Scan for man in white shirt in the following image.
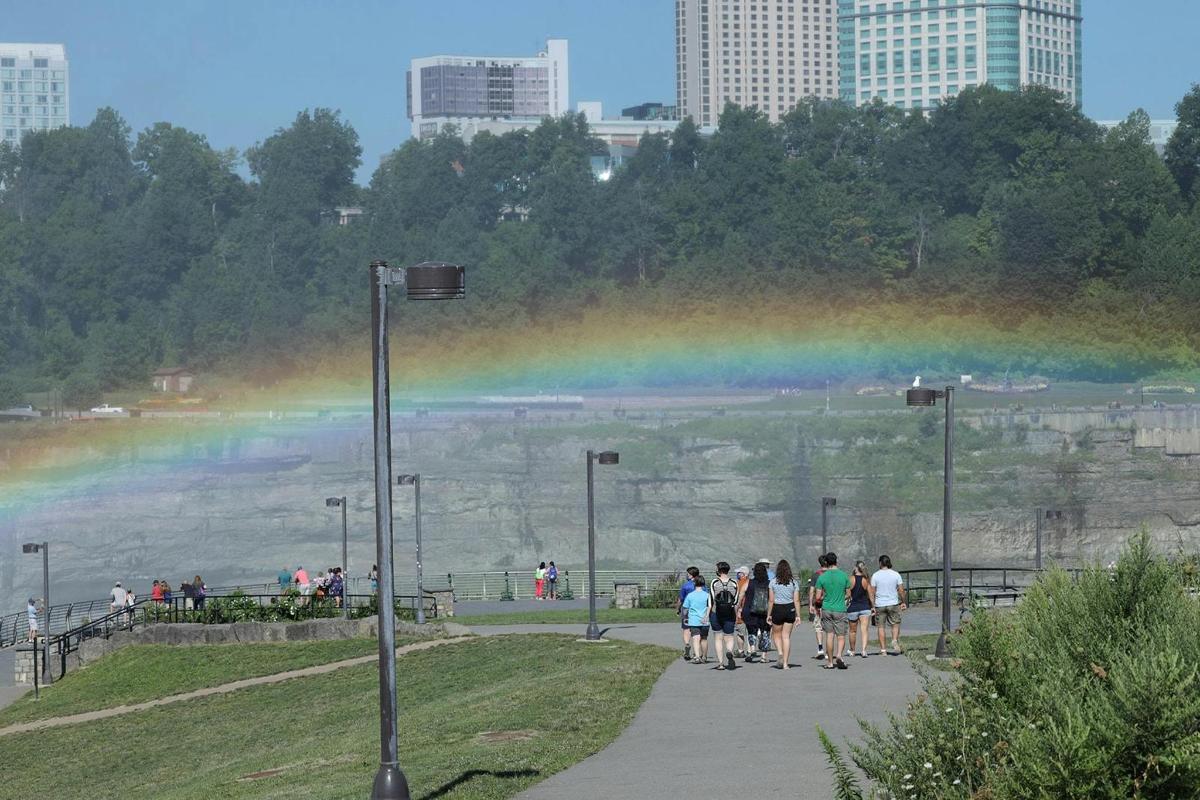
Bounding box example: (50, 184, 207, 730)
(110, 581, 128, 615)
(870, 555, 907, 655)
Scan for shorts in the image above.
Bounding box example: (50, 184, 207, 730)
(711, 617, 735, 635)
(734, 620, 748, 640)
(770, 603, 797, 626)
(681, 609, 690, 630)
(744, 613, 768, 636)
(847, 608, 872, 621)
(821, 610, 848, 635)
(877, 604, 903, 626)
(689, 625, 710, 639)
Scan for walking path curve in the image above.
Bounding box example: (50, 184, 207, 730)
(0, 636, 472, 738)
(472, 623, 927, 799)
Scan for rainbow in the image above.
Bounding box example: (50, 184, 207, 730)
(0, 294, 1192, 523)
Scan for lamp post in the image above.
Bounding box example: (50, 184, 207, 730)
(1035, 508, 1063, 570)
(22, 542, 52, 684)
(585, 450, 620, 641)
(820, 496, 836, 554)
(396, 474, 424, 625)
(369, 260, 464, 800)
(905, 384, 954, 659)
(326, 497, 349, 618)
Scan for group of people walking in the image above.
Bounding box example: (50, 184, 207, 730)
(278, 565, 349, 605)
(675, 553, 908, 670)
(144, 577, 208, 610)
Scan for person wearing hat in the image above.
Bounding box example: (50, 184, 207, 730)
(110, 581, 128, 615)
(733, 565, 750, 658)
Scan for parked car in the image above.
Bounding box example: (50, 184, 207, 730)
(90, 404, 125, 414)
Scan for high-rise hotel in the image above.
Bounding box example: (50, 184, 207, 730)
(0, 43, 69, 145)
(675, 0, 841, 127)
(837, 1, 1082, 110)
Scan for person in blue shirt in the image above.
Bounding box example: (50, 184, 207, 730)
(675, 566, 700, 660)
(682, 575, 712, 664)
(278, 567, 292, 595)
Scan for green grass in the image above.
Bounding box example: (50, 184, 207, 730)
(453, 607, 679, 626)
(0, 638, 419, 726)
(0, 635, 676, 800)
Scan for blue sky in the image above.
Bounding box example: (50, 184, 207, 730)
(6, 0, 1198, 183)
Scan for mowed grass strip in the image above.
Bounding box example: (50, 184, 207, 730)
(0, 638, 419, 725)
(453, 607, 678, 626)
(0, 634, 675, 800)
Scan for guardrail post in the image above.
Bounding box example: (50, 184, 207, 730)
(968, 569, 974, 599)
(934, 570, 939, 608)
(1003, 569, 1008, 591)
(500, 571, 515, 601)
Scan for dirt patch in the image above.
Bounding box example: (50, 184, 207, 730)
(477, 729, 538, 744)
(236, 753, 356, 782)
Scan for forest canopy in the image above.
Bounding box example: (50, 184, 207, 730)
(1, 84, 1199, 394)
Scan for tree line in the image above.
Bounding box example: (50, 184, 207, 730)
(1, 83, 1199, 405)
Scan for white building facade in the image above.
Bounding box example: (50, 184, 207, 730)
(838, 1, 1083, 111)
(675, 0, 840, 128)
(0, 43, 69, 146)
(407, 39, 568, 140)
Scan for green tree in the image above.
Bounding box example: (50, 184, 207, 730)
(1165, 83, 1200, 202)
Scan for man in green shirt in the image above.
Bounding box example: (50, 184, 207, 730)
(815, 552, 852, 670)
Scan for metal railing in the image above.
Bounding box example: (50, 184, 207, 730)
(899, 566, 1084, 606)
(443, 569, 679, 601)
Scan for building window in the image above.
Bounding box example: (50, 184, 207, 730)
(33, 58, 48, 68)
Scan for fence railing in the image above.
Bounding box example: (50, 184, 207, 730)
(443, 569, 679, 601)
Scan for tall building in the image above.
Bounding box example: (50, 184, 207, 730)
(407, 38, 568, 140)
(837, 1, 1082, 111)
(0, 43, 69, 146)
(675, 0, 840, 128)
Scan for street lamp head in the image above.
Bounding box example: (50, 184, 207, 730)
(405, 262, 465, 301)
(906, 387, 939, 406)
(596, 451, 620, 465)
(22, 543, 40, 554)
(822, 496, 837, 507)
(397, 474, 418, 485)
(325, 497, 343, 508)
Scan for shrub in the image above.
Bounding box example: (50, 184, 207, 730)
(642, 571, 684, 609)
(828, 530, 1200, 799)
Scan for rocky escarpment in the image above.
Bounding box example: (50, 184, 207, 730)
(2, 407, 1198, 604)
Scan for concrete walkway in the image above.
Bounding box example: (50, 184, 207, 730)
(472, 623, 928, 799)
(0, 636, 471, 738)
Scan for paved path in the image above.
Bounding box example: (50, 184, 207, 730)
(0, 636, 471, 738)
(472, 623, 928, 799)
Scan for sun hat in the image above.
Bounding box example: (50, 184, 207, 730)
(735, 565, 749, 576)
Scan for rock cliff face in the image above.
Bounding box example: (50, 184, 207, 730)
(3, 408, 1198, 605)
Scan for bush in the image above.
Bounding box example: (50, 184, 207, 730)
(642, 572, 684, 609)
(826, 530, 1200, 799)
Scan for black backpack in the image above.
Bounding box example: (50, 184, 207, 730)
(749, 580, 770, 615)
(712, 578, 738, 613)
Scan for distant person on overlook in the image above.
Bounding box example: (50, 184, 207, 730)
(192, 576, 207, 611)
(161, 581, 173, 606)
(27, 597, 39, 642)
(110, 581, 127, 615)
(330, 568, 344, 608)
(181, 578, 195, 610)
(871, 555, 907, 656)
(278, 566, 292, 594)
(369, 565, 379, 594)
(294, 566, 310, 597)
(676, 566, 700, 660)
(534, 562, 546, 600)
(546, 561, 558, 599)
(151, 580, 164, 605)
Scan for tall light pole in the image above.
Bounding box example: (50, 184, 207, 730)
(585, 450, 620, 641)
(820, 496, 836, 554)
(22, 542, 52, 684)
(326, 497, 349, 618)
(369, 260, 464, 800)
(397, 474, 424, 625)
(906, 384, 954, 659)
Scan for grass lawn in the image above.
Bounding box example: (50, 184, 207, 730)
(453, 607, 678, 626)
(0, 635, 675, 799)
(0, 638, 421, 726)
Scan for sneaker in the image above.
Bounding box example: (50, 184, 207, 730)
(726, 652, 736, 670)
(683, 646, 690, 660)
(835, 658, 848, 670)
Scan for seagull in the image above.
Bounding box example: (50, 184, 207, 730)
(913, 376, 922, 388)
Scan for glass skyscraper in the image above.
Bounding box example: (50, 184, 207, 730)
(0, 43, 69, 146)
(838, 1, 1082, 111)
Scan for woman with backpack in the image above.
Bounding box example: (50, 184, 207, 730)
(741, 561, 772, 663)
(546, 561, 558, 599)
(709, 562, 741, 670)
(192, 575, 207, 611)
(846, 560, 874, 658)
(768, 559, 800, 669)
